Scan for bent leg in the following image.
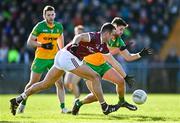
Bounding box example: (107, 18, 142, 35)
(55, 77, 65, 106)
(25, 66, 65, 96)
(24, 72, 42, 90)
(81, 80, 98, 104)
(103, 68, 125, 99)
(64, 72, 81, 98)
(70, 64, 105, 103)
(103, 68, 137, 111)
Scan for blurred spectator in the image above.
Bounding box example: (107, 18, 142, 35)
(0, 0, 180, 94)
(0, 42, 8, 63)
(165, 48, 179, 93)
(19, 47, 29, 64)
(0, 0, 179, 63)
(7, 47, 20, 63)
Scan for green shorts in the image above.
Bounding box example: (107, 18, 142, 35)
(86, 62, 112, 77)
(31, 58, 54, 73)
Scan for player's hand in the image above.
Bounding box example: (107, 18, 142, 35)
(139, 48, 153, 57)
(70, 44, 78, 52)
(124, 75, 136, 88)
(41, 42, 53, 50)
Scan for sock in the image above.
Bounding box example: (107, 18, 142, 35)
(16, 93, 27, 104)
(21, 99, 27, 105)
(118, 97, 125, 104)
(60, 103, 65, 109)
(100, 102, 108, 111)
(76, 100, 83, 107)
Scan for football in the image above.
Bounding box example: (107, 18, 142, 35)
(132, 89, 147, 105)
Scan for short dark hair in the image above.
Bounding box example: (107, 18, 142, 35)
(100, 23, 116, 33)
(111, 17, 128, 27)
(43, 5, 55, 15)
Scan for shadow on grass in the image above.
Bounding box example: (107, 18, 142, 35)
(77, 113, 180, 121)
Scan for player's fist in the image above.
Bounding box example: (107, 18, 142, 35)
(70, 44, 78, 52)
(139, 48, 153, 57)
(41, 42, 53, 50)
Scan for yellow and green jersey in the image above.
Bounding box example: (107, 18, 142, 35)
(31, 20, 63, 59)
(108, 36, 126, 48)
(84, 36, 125, 66)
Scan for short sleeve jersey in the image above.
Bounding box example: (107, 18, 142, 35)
(67, 32, 109, 61)
(84, 36, 126, 66)
(31, 20, 63, 59)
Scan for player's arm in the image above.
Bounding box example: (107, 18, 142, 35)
(119, 49, 141, 61)
(119, 48, 153, 61)
(27, 34, 53, 49)
(103, 53, 136, 88)
(109, 47, 120, 55)
(57, 33, 64, 49)
(27, 34, 41, 48)
(71, 33, 90, 44)
(27, 24, 42, 48)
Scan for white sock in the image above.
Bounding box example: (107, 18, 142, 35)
(21, 93, 27, 99)
(16, 93, 27, 104)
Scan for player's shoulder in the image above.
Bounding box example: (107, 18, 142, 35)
(54, 21, 63, 28)
(34, 20, 46, 29)
(89, 31, 100, 37)
(35, 20, 45, 26)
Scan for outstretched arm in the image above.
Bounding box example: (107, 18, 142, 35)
(119, 49, 141, 61)
(119, 48, 153, 61)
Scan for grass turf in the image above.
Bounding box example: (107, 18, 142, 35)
(0, 94, 180, 123)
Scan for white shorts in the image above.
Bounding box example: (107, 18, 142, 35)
(54, 49, 83, 71)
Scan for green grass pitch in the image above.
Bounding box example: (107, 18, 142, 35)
(0, 94, 180, 123)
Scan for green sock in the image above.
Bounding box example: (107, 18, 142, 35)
(60, 103, 65, 109)
(118, 97, 125, 104)
(76, 100, 83, 108)
(22, 99, 27, 105)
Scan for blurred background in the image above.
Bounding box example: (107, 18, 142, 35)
(0, 0, 180, 94)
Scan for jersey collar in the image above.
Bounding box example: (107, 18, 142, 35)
(45, 21, 55, 28)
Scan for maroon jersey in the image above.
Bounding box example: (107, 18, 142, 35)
(66, 32, 109, 60)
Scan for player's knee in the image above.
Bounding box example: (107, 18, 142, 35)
(117, 79, 125, 86)
(89, 73, 101, 82)
(64, 82, 72, 90)
(55, 81, 63, 89)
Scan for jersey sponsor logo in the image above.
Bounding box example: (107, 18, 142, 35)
(42, 29, 48, 32)
(95, 44, 103, 52)
(86, 44, 103, 53)
(116, 42, 119, 46)
(86, 46, 95, 53)
(57, 29, 59, 33)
